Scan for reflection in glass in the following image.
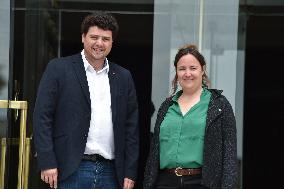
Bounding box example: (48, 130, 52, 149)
(0, 0, 9, 139)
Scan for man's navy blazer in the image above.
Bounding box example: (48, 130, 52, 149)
(33, 53, 139, 187)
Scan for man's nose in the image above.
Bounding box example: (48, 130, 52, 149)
(95, 37, 103, 45)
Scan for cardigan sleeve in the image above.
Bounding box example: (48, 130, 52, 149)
(221, 97, 238, 189)
(143, 98, 172, 189)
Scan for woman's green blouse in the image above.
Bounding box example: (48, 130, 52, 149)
(159, 88, 211, 169)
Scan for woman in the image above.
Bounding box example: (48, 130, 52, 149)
(143, 44, 237, 189)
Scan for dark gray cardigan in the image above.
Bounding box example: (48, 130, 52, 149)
(143, 89, 237, 189)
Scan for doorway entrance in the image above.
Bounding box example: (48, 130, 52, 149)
(242, 5, 284, 189)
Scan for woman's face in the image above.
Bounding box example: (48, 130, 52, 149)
(176, 53, 204, 91)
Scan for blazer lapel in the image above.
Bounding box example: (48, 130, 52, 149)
(108, 63, 118, 124)
(71, 54, 91, 105)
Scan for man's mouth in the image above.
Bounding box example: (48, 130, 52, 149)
(93, 48, 104, 53)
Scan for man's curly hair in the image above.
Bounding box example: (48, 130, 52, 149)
(81, 11, 119, 40)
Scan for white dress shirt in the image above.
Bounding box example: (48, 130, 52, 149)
(81, 50, 115, 160)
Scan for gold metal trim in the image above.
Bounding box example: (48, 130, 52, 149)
(5, 138, 19, 145)
(0, 100, 29, 189)
(17, 107, 27, 189)
(0, 137, 31, 189)
(9, 101, 28, 110)
(0, 100, 8, 109)
(0, 138, 7, 189)
(23, 138, 31, 189)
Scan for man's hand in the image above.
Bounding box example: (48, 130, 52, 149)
(41, 168, 58, 189)
(123, 178, 135, 189)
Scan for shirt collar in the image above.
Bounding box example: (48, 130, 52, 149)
(81, 49, 109, 73)
(172, 88, 207, 102)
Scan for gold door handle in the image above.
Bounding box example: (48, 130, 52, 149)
(9, 101, 28, 189)
(0, 138, 7, 189)
(0, 137, 30, 189)
(14, 91, 19, 121)
(24, 138, 31, 189)
(0, 100, 29, 189)
(8, 101, 28, 189)
(13, 80, 20, 121)
(0, 100, 8, 108)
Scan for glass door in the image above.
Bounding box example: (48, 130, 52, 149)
(12, 0, 59, 189)
(1, 0, 58, 188)
(0, 0, 33, 188)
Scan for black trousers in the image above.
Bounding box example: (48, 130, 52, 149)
(154, 171, 209, 189)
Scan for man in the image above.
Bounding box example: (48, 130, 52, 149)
(33, 11, 139, 189)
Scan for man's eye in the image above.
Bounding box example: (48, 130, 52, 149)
(102, 37, 111, 42)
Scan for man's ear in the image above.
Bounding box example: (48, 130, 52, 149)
(82, 33, 85, 43)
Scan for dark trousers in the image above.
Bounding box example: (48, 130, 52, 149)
(154, 171, 208, 189)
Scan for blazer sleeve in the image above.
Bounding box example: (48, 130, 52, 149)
(33, 60, 59, 171)
(124, 72, 139, 180)
(221, 97, 238, 189)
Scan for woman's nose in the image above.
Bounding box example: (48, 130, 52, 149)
(184, 69, 191, 76)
